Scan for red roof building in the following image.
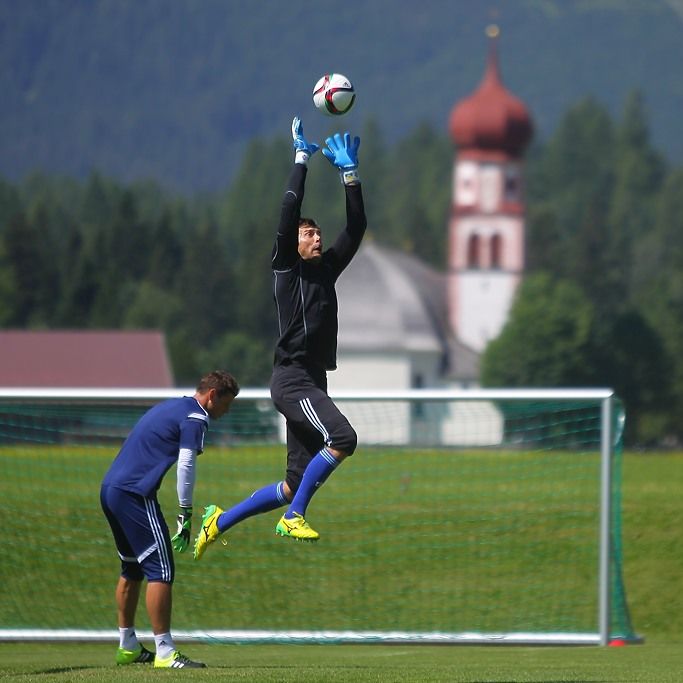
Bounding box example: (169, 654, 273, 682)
(0, 330, 173, 387)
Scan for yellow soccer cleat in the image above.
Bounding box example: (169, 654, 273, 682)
(115, 644, 154, 665)
(153, 650, 206, 669)
(193, 504, 225, 560)
(275, 512, 320, 541)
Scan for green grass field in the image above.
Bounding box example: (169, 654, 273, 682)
(619, 452, 682, 644)
(1, 449, 681, 681)
(1, 641, 682, 682)
(3, 443, 628, 634)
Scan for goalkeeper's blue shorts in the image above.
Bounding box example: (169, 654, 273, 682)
(100, 484, 175, 583)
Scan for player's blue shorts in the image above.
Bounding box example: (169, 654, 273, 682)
(100, 484, 175, 583)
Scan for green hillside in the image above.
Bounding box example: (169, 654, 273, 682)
(1, 0, 682, 191)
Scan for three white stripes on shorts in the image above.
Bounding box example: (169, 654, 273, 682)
(298, 398, 337, 466)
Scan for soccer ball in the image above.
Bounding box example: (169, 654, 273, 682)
(312, 73, 356, 116)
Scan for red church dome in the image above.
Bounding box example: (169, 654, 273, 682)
(449, 27, 533, 158)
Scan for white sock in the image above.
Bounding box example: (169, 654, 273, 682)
(154, 632, 175, 659)
(119, 626, 138, 650)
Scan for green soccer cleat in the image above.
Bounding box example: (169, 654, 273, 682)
(275, 512, 320, 541)
(153, 650, 206, 669)
(115, 644, 154, 665)
(193, 504, 225, 560)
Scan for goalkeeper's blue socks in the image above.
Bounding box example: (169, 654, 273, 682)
(284, 447, 338, 519)
(216, 481, 288, 532)
(214, 449, 339, 530)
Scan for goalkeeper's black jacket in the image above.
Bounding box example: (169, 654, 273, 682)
(271, 163, 366, 371)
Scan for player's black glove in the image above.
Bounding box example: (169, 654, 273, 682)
(171, 506, 192, 553)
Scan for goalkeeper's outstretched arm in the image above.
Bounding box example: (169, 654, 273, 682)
(272, 117, 319, 270)
(322, 131, 367, 273)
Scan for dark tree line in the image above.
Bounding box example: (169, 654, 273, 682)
(483, 92, 680, 444)
(1, 92, 681, 444)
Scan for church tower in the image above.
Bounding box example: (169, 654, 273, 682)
(447, 26, 533, 353)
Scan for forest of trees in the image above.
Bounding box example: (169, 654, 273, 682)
(1, 90, 681, 446)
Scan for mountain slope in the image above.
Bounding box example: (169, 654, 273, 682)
(1, 0, 681, 191)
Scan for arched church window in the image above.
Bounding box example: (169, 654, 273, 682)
(467, 234, 480, 268)
(491, 233, 502, 269)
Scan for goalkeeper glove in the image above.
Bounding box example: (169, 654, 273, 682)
(292, 116, 319, 165)
(171, 506, 192, 553)
(322, 132, 361, 185)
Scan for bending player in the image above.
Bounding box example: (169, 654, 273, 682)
(100, 371, 239, 668)
(194, 116, 367, 559)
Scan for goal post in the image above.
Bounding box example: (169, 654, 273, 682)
(0, 387, 638, 645)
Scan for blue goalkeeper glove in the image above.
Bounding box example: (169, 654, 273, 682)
(292, 116, 319, 165)
(171, 506, 192, 553)
(322, 132, 361, 185)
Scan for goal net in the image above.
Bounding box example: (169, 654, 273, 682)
(0, 387, 637, 645)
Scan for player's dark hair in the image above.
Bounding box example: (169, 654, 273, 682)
(196, 370, 240, 398)
(298, 217, 319, 230)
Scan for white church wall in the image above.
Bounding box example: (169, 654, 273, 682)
(439, 398, 504, 446)
(327, 352, 503, 446)
(455, 272, 519, 353)
(329, 352, 413, 445)
(329, 353, 411, 391)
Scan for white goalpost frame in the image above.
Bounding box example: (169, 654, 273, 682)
(0, 387, 617, 646)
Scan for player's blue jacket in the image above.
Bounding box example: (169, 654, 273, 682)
(101, 396, 209, 497)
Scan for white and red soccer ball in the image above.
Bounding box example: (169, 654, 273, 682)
(313, 73, 355, 116)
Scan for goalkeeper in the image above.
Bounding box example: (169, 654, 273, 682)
(100, 370, 239, 668)
(194, 116, 366, 559)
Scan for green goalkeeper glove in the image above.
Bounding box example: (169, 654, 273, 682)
(171, 506, 193, 553)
